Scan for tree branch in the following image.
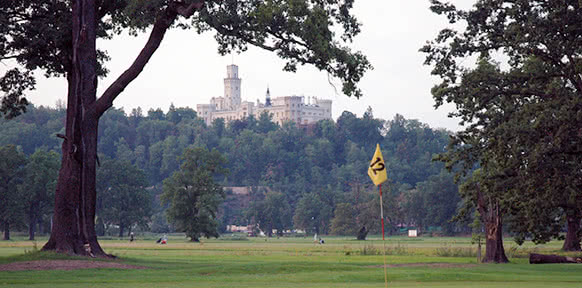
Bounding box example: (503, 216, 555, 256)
(175, 1, 205, 17)
(94, 1, 205, 117)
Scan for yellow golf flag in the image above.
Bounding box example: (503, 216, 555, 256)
(368, 144, 387, 186)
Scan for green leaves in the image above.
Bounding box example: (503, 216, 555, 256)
(196, 0, 371, 98)
(161, 147, 228, 241)
(0, 69, 33, 119)
(96, 158, 152, 235)
(424, 0, 582, 249)
(0, 145, 27, 235)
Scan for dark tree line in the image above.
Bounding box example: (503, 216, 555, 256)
(0, 104, 461, 240)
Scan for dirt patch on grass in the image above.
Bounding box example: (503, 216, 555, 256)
(0, 260, 148, 271)
(369, 263, 479, 269)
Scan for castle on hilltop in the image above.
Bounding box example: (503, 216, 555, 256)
(196, 64, 332, 126)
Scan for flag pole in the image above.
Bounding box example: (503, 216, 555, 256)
(380, 183, 388, 288)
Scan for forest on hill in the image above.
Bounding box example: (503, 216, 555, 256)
(0, 104, 462, 239)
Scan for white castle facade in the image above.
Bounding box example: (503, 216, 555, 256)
(196, 65, 332, 126)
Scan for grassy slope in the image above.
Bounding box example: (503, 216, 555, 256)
(0, 235, 581, 288)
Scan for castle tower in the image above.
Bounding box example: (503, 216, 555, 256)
(224, 64, 241, 110)
(265, 87, 272, 107)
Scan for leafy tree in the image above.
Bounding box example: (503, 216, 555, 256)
(161, 147, 228, 241)
(19, 149, 60, 240)
(256, 111, 279, 134)
(293, 192, 333, 234)
(166, 104, 196, 124)
(2, 0, 369, 255)
(98, 108, 133, 158)
(96, 158, 152, 237)
(114, 138, 134, 163)
(248, 190, 292, 237)
(330, 203, 356, 236)
(416, 172, 460, 235)
(401, 188, 426, 233)
(460, 168, 509, 263)
(422, 0, 582, 256)
(0, 145, 27, 240)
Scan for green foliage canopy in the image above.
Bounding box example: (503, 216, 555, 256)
(96, 158, 152, 237)
(422, 0, 582, 250)
(162, 147, 228, 241)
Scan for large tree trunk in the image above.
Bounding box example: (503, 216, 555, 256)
(42, 0, 107, 257)
(483, 215, 508, 263)
(562, 212, 581, 251)
(119, 224, 124, 238)
(3, 222, 9, 241)
(477, 191, 508, 263)
(42, 0, 203, 257)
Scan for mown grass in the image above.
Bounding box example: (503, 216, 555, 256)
(1, 235, 581, 287)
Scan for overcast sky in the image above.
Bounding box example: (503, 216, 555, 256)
(22, 1, 477, 131)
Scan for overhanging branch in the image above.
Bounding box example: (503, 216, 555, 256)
(94, 1, 205, 116)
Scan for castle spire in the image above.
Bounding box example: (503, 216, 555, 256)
(265, 86, 272, 107)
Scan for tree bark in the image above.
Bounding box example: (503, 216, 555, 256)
(119, 224, 124, 238)
(483, 215, 508, 263)
(42, 0, 104, 256)
(477, 190, 509, 263)
(357, 225, 368, 240)
(530, 253, 582, 264)
(3, 222, 9, 241)
(562, 212, 581, 251)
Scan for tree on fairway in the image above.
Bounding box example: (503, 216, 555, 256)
(96, 158, 152, 237)
(1, 0, 370, 256)
(422, 0, 582, 254)
(248, 191, 293, 237)
(330, 203, 356, 236)
(459, 169, 509, 263)
(19, 149, 60, 240)
(293, 192, 333, 235)
(416, 172, 460, 235)
(162, 147, 228, 242)
(0, 145, 27, 240)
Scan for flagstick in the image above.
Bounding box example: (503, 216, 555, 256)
(380, 183, 388, 288)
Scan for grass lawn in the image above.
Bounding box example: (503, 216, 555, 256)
(1, 235, 581, 287)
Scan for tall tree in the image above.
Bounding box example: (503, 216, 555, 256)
(162, 147, 228, 242)
(417, 172, 460, 235)
(0, 145, 27, 240)
(19, 149, 60, 240)
(96, 158, 152, 237)
(422, 0, 582, 254)
(330, 203, 356, 236)
(248, 190, 292, 237)
(293, 192, 333, 234)
(2, 0, 370, 255)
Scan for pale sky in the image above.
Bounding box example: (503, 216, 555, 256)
(21, 1, 476, 131)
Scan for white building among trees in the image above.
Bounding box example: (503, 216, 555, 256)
(197, 65, 332, 126)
